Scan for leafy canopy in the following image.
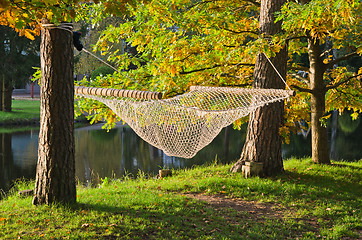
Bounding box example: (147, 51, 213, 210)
(1, 0, 361, 135)
(0, 0, 137, 39)
(78, 0, 361, 132)
(277, 0, 362, 136)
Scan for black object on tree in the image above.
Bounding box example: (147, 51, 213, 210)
(73, 31, 83, 51)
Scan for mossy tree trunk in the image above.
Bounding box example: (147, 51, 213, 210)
(308, 39, 330, 164)
(231, 0, 287, 177)
(33, 20, 76, 205)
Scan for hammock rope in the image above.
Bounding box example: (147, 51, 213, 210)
(75, 86, 293, 158)
(44, 23, 295, 158)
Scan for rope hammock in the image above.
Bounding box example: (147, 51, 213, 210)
(42, 22, 294, 158)
(75, 86, 294, 158)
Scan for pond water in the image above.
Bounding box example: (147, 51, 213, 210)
(1, 113, 361, 195)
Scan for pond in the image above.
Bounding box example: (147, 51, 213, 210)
(1, 113, 361, 196)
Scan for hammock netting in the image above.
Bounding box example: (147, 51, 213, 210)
(76, 86, 292, 158)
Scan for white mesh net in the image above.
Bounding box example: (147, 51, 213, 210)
(76, 86, 291, 158)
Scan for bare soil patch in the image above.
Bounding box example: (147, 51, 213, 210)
(183, 193, 285, 220)
(183, 193, 325, 238)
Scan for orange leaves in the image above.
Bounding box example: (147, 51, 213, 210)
(0, 0, 9, 8)
(21, 28, 38, 40)
(0, 0, 83, 37)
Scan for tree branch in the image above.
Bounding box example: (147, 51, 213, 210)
(220, 27, 259, 35)
(285, 35, 309, 42)
(326, 73, 362, 90)
(180, 64, 222, 75)
(320, 48, 333, 58)
(183, 0, 215, 11)
(184, 0, 260, 12)
(180, 63, 254, 75)
(243, 0, 261, 7)
(336, 88, 360, 98)
(219, 73, 253, 79)
(291, 84, 313, 93)
(289, 66, 310, 73)
(324, 52, 358, 69)
(289, 73, 309, 84)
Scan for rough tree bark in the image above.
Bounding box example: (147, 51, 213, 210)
(230, 0, 287, 177)
(308, 39, 330, 164)
(33, 21, 76, 205)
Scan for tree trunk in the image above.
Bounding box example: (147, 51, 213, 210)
(2, 79, 12, 112)
(0, 132, 13, 194)
(33, 21, 76, 205)
(308, 39, 330, 164)
(224, 125, 231, 161)
(0, 74, 3, 111)
(231, 0, 287, 177)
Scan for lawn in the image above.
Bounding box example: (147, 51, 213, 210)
(0, 158, 361, 239)
(0, 99, 40, 124)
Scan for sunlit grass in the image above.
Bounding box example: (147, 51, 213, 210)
(0, 100, 40, 124)
(1, 158, 361, 239)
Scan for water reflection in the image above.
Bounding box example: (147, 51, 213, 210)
(75, 124, 243, 186)
(1, 114, 361, 195)
(0, 123, 243, 194)
(0, 131, 38, 196)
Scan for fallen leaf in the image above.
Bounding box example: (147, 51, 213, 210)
(81, 223, 90, 228)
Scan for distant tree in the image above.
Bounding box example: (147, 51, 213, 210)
(90, 66, 115, 79)
(0, 26, 40, 111)
(277, 0, 362, 164)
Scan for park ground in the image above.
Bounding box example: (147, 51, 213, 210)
(0, 158, 361, 239)
(0, 97, 40, 126)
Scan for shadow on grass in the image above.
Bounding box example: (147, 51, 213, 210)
(258, 162, 362, 210)
(70, 196, 304, 240)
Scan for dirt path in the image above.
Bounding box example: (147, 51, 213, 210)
(183, 193, 285, 220)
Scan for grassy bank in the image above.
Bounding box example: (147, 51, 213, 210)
(1, 158, 361, 239)
(0, 99, 40, 124)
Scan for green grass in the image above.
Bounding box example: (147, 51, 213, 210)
(0, 99, 40, 124)
(1, 158, 361, 239)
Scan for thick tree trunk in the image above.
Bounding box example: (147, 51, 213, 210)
(231, 0, 287, 177)
(33, 21, 76, 205)
(308, 40, 330, 164)
(2, 79, 12, 112)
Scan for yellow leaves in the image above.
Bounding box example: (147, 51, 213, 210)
(45, 11, 54, 20)
(323, 54, 333, 64)
(170, 65, 178, 77)
(23, 29, 35, 40)
(1, 0, 83, 35)
(45, 0, 59, 5)
(357, 47, 362, 55)
(351, 112, 359, 120)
